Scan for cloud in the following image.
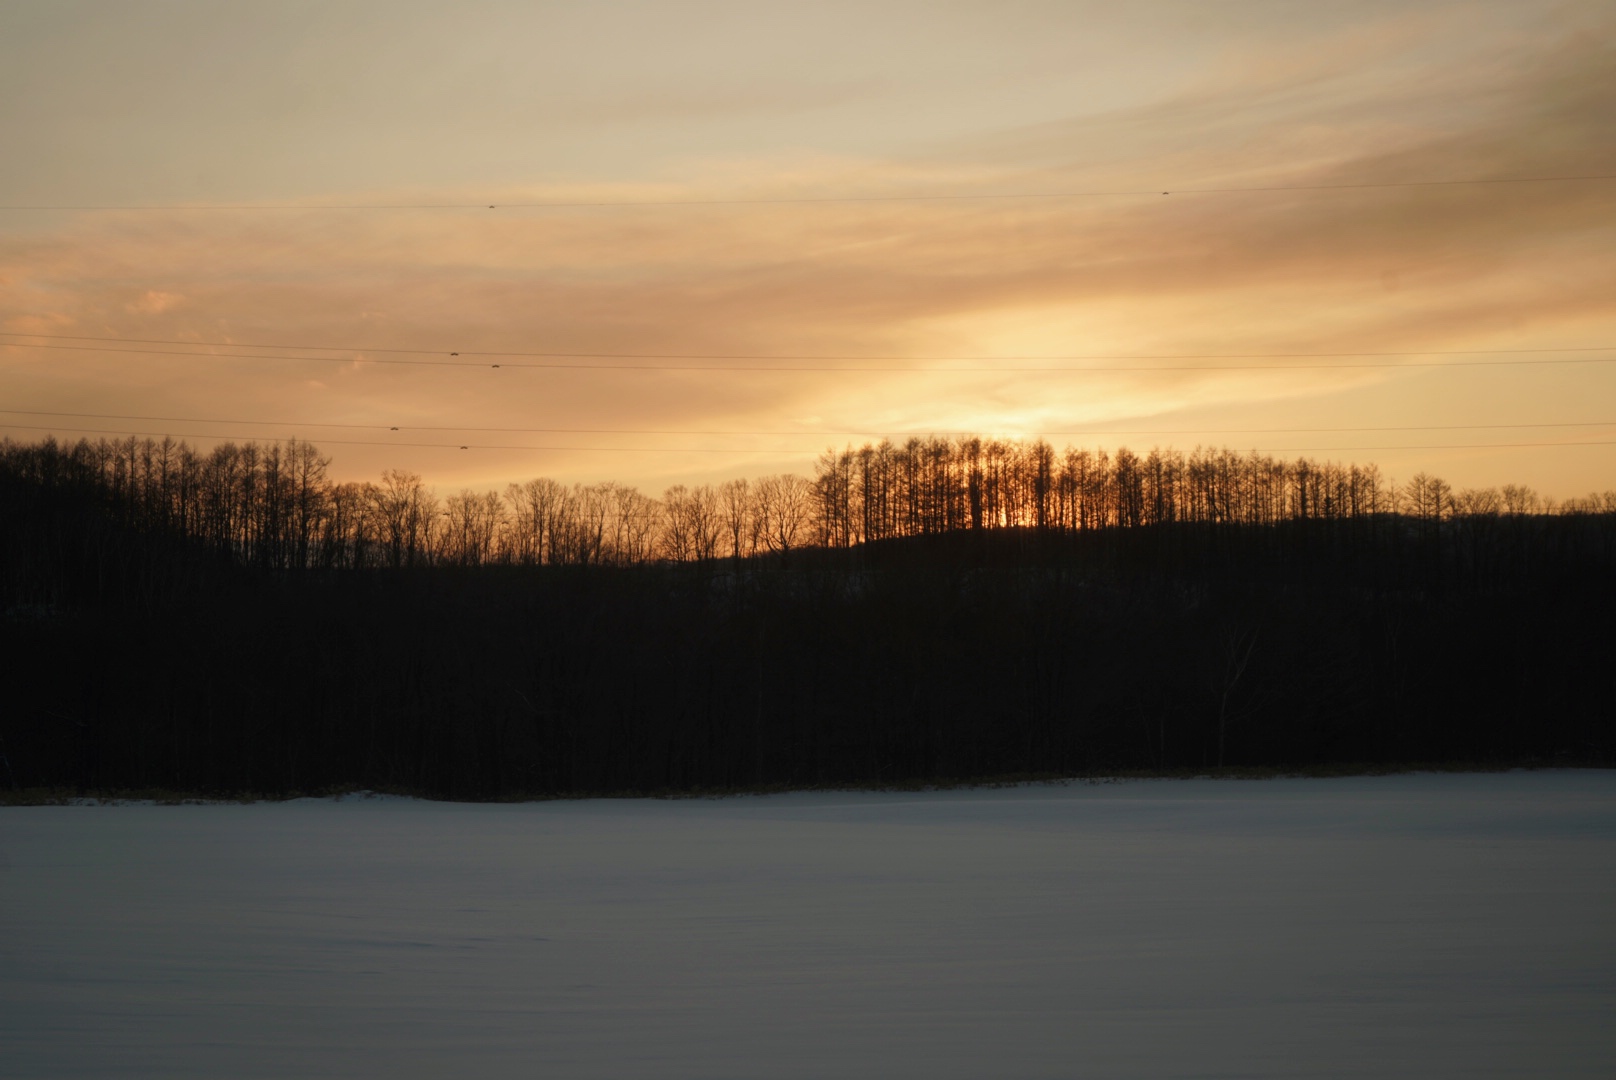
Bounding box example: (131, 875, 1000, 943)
(125, 290, 186, 315)
(2, 10, 1613, 495)
(3, 311, 75, 334)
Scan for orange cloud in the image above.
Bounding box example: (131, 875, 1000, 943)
(2, 16, 1613, 498)
(125, 290, 186, 315)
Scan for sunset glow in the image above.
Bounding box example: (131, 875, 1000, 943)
(3, 0, 1613, 497)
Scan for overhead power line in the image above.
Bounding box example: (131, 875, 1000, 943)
(5, 338, 1614, 373)
(4, 408, 1615, 439)
(5, 421, 1613, 457)
(1, 173, 1612, 211)
(0, 423, 813, 454)
(6, 331, 1615, 361)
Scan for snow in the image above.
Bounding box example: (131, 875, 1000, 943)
(3, 771, 1614, 1079)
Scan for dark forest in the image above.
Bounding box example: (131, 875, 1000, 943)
(3, 434, 1613, 799)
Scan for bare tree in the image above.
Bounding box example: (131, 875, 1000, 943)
(663, 484, 723, 562)
(1500, 484, 1541, 516)
(504, 477, 568, 565)
(370, 469, 438, 567)
(557, 483, 611, 566)
(661, 485, 697, 562)
(610, 485, 663, 565)
(720, 478, 757, 561)
(1453, 487, 1502, 517)
(755, 474, 812, 553)
(1403, 473, 1452, 522)
(443, 489, 505, 566)
(286, 439, 331, 569)
(687, 484, 722, 561)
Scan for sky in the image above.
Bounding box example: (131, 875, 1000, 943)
(2, 0, 1614, 498)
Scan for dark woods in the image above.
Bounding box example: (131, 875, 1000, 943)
(4, 434, 1614, 798)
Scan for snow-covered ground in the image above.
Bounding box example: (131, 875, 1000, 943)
(3, 771, 1614, 1079)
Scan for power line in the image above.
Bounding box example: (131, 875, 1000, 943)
(1, 173, 1613, 211)
(0, 423, 812, 455)
(4, 408, 1614, 439)
(6, 339, 1614, 373)
(5, 422, 1614, 457)
(6, 330, 1614, 361)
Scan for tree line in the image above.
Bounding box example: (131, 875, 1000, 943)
(3, 434, 1612, 575)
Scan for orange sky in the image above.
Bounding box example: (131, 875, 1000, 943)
(3, 0, 1614, 498)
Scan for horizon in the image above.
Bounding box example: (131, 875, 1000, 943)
(8, 428, 1611, 517)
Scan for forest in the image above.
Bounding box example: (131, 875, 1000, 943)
(3, 433, 1614, 798)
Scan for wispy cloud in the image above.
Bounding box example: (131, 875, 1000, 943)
(3, 8, 1613, 495)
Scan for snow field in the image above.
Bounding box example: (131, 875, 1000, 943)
(2, 771, 1614, 1078)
